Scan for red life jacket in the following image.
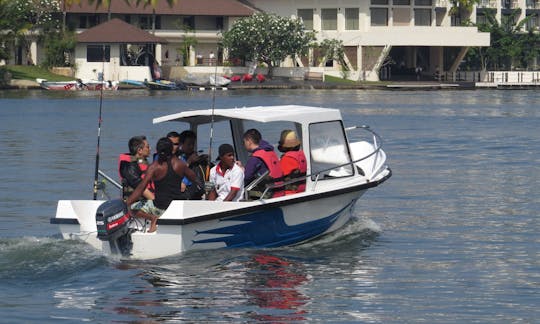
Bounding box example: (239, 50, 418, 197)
(282, 150, 307, 194)
(252, 149, 285, 197)
(118, 153, 154, 193)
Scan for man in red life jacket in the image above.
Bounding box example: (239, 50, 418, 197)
(242, 129, 284, 199)
(278, 130, 307, 195)
(118, 135, 155, 201)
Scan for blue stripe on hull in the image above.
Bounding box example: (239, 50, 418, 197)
(192, 201, 354, 248)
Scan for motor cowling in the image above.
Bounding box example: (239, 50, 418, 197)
(96, 199, 132, 256)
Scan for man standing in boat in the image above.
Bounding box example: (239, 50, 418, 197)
(126, 137, 201, 233)
(242, 129, 284, 199)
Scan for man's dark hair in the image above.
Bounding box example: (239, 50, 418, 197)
(156, 137, 173, 163)
(167, 131, 180, 139)
(128, 135, 147, 155)
(243, 129, 261, 145)
(179, 130, 196, 144)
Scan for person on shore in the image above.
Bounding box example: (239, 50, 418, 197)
(126, 137, 200, 233)
(119, 135, 154, 201)
(278, 130, 307, 195)
(242, 128, 284, 199)
(207, 144, 244, 202)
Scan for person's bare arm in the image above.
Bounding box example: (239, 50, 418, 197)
(126, 166, 155, 209)
(223, 188, 240, 202)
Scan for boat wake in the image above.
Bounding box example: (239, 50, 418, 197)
(294, 215, 381, 251)
(0, 236, 106, 284)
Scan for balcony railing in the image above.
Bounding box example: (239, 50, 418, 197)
(526, 0, 540, 9)
(477, 0, 497, 8)
(435, 0, 448, 7)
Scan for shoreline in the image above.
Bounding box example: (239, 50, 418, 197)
(4, 78, 481, 91)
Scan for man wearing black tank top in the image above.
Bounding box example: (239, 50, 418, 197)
(127, 137, 200, 233)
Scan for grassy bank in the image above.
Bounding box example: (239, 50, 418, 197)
(5, 65, 73, 81)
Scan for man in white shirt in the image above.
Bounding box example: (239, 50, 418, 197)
(208, 144, 244, 202)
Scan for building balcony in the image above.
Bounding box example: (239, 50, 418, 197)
(526, 0, 540, 9)
(435, 0, 448, 7)
(477, 0, 497, 8)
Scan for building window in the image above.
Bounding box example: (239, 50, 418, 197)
(476, 13, 488, 25)
(297, 9, 314, 30)
(87, 45, 110, 62)
(139, 16, 151, 29)
(371, 0, 389, 4)
(182, 16, 195, 29)
(321, 8, 338, 30)
(216, 17, 224, 30)
(371, 8, 389, 26)
(414, 9, 432, 25)
(414, 0, 432, 5)
(345, 8, 359, 30)
(79, 15, 100, 29)
(393, 0, 411, 5)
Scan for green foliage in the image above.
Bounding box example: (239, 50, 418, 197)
(465, 10, 540, 70)
(319, 39, 347, 69)
(176, 23, 197, 66)
(221, 13, 316, 76)
(4, 64, 73, 81)
(42, 30, 77, 67)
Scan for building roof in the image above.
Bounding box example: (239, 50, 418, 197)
(64, 0, 257, 16)
(77, 18, 166, 43)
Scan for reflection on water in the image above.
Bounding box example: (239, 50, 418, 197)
(1, 89, 539, 322)
(245, 254, 309, 322)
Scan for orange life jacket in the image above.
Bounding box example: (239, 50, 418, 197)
(282, 150, 307, 194)
(252, 149, 285, 197)
(118, 153, 154, 195)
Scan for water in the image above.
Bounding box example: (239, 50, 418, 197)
(0, 89, 539, 322)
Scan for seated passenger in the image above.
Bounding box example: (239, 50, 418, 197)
(118, 135, 155, 201)
(242, 128, 284, 199)
(278, 130, 307, 195)
(207, 144, 244, 202)
(126, 138, 201, 232)
(178, 130, 209, 200)
(153, 131, 180, 161)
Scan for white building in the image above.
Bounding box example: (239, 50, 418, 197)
(249, 0, 491, 80)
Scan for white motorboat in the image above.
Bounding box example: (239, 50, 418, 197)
(51, 105, 391, 260)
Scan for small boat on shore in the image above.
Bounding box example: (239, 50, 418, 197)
(37, 78, 119, 91)
(51, 105, 391, 260)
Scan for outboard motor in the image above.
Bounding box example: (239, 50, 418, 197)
(96, 199, 133, 256)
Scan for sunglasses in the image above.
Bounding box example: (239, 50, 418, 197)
(172, 142, 180, 146)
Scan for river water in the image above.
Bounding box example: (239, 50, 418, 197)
(0, 88, 538, 322)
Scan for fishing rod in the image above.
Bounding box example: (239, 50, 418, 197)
(92, 45, 106, 200)
(205, 46, 217, 181)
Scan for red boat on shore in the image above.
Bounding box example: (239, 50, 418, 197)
(36, 78, 119, 91)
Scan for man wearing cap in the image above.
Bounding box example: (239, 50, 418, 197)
(208, 144, 244, 202)
(278, 130, 307, 195)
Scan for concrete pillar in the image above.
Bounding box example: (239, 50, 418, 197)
(30, 40, 37, 65)
(155, 44, 162, 65)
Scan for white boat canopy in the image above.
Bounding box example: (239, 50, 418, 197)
(153, 105, 342, 125)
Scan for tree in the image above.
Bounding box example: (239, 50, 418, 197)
(465, 9, 539, 70)
(221, 13, 316, 77)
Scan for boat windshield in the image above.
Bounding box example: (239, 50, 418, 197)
(309, 120, 353, 180)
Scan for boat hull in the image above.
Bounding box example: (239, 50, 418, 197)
(53, 189, 367, 259)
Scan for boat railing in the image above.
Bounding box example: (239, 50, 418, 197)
(259, 125, 385, 199)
